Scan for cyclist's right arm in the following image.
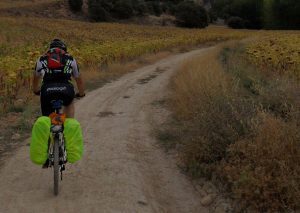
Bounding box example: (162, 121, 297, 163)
(32, 58, 44, 95)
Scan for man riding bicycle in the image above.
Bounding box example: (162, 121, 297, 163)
(32, 39, 85, 117)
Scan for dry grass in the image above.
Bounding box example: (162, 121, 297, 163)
(172, 48, 229, 119)
(169, 46, 255, 177)
(163, 42, 300, 211)
(221, 113, 300, 211)
(219, 44, 300, 212)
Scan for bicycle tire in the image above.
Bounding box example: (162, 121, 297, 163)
(53, 137, 59, 196)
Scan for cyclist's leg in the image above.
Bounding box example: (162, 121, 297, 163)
(62, 83, 75, 118)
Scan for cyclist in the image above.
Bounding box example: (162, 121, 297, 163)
(32, 39, 85, 117)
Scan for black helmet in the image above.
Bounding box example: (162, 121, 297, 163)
(50, 39, 67, 51)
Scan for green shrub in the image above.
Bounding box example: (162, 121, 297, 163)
(88, 0, 111, 21)
(161, 1, 169, 13)
(69, 0, 83, 12)
(265, 0, 300, 29)
(146, 1, 162, 16)
(175, 1, 208, 28)
(113, 0, 134, 19)
(163, 1, 178, 15)
(152, 1, 162, 16)
(132, 0, 147, 16)
(227, 16, 245, 29)
(208, 9, 218, 23)
(212, 0, 263, 29)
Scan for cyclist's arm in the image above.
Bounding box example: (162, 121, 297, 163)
(32, 59, 44, 94)
(72, 58, 85, 96)
(75, 76, 85, 96)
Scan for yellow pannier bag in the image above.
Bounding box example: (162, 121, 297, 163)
(30, 116, 50, 165)
(64, 118, 84, 163)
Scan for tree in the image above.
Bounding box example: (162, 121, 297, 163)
(69, 0, 83, 12)
(88, 0, 111, 21)
(146, 0, 162, 16)
(113, 0, 134, 19)
(212, 0, 263, 29)
(233, 0, 263, 29)
(175, 1, 208, 28)
(211, 0, 232, 19)
(265, 0, 300, 29)
(208, 9, 218, 23)
(227, 16, 245, 29)
(132, 0, 147, 16)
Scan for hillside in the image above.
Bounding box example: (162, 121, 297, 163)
(0, 0, 85, 20)
(0, 0, 212, 26)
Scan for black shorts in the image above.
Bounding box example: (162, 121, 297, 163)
(40, 83, 75, 116)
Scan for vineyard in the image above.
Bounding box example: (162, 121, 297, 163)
(246, 32, 300, 79)
(1, 15, 299, 113)
(0, 16, 248, 112)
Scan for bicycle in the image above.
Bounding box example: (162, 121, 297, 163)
(34, 91, 85, 195)
(45, 99, 67, 196)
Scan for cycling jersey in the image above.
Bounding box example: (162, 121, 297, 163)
(34, 53, 80, 84)
(34, 52, 79, 116)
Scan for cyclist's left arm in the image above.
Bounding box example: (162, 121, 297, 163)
(71, 58, 85, 97)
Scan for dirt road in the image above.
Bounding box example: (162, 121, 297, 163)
(0, 47, 214, 213)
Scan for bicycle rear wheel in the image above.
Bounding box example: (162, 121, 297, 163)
(53, 137, 59, 195)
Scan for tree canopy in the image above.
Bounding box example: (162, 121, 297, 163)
(212, 0, 300, 29)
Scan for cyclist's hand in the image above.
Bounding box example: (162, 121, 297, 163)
(34, 90, 40, 96)
(75, 93, 85, 99)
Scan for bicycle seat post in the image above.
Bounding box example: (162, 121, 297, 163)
(50, 100, 65, 133)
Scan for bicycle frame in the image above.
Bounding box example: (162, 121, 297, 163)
(47, 100, 67, 195)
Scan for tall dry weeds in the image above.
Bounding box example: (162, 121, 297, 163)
(221, 113, 300, 211)
(172, 48, 229, 119)
(219, 45, 300, 211)
(166, 44, 300, 211)
(170, 47, 255, 177)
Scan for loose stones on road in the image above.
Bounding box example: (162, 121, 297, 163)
(11, 133, 21, 140)
(200, 194, 215, 206)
